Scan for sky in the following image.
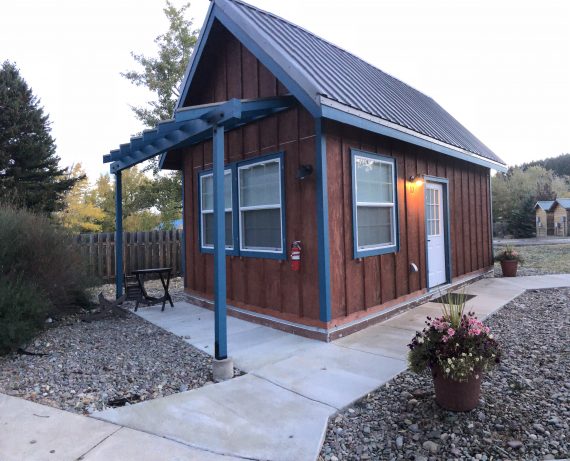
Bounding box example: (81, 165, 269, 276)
(1, 0, 569, 180)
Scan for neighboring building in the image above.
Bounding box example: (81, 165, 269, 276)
(553, 199, 570, 237)
(108, 0, 507, 340)
(534, 201, 555, 237)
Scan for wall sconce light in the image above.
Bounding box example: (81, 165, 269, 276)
(296, 164, 313, 180)
(408, 175, 424, 192)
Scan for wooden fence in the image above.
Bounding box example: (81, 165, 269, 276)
(75, 230, 183, 281)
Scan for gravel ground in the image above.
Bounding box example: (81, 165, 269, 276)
(0, 309, 232, 415)
(319, 288, 570, 461)
(94, 276, 187, 307)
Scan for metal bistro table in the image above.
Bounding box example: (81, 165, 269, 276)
(131, 267, 174, 312)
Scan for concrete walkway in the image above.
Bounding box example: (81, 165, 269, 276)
(91, 274, 570, 461)
(2, 275, 569, 460)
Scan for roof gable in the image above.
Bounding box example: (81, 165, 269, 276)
(535, 200, 555, 211)
(177, 0, 506, 171)
(556, 198, 570, 209)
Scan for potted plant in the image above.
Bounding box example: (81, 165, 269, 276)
(408, 292, 501, 411)
(494, 245, 524, 277)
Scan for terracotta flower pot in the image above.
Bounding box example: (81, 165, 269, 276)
(500, 260, 518, 277)
(432, 367, 482, 412)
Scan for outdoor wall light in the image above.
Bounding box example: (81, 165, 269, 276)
(408, 175, 424, 192)
(296, 164, 313, 180)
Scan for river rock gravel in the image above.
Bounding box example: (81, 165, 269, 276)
(0, 310, 227, 415)
(319, 288, 570, 461)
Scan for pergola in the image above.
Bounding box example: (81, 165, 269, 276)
(103, 95, 296, 361)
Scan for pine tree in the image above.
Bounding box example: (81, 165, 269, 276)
(0, 61, 79, 212)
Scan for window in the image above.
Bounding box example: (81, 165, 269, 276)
(426, 187, 441, 236)
(200, 169, 233, 249)
(238, 157, 284, 253)
(198, 153, 285, 259)
(352, 150, 398, 257)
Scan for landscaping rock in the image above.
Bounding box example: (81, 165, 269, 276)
(0, 303, 240, 414)
(318, 287, 570, 460)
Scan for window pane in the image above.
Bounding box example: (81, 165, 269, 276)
(202, 175, 213, 211)
(202, 173, 232, 210)
(203, 212, 233, 247)
(355, 157, 393, 203)
(240, 161, 280, 207)
(357, 206, 393, 247)
(242, 208, 281, 250)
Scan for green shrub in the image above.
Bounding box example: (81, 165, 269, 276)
(0, 205, 96, 315)
(0, 277, 50, 354)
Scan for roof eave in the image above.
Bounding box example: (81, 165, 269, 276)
(320, 97, 507, 173)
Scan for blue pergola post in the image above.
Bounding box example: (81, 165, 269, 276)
(212, 125, 227, 360)
(115, 171, 124, 298)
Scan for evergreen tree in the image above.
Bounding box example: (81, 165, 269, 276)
(0, 61, 79, 212)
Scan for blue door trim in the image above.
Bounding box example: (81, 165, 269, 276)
(424, 175, 452, 290)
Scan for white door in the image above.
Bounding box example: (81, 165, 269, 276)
(426, 182, 447, 288)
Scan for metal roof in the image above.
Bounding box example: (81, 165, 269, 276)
(556, 198, 570, 209)
(189, 0, 505, 167)
(535, 200, 555, 211)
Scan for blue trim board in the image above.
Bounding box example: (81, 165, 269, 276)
(181, 174, 186, 283)
(177, 2, 216, 110)
(212, 125, 228, 360)
(114, 171, 124, 298)
(315, 120, 332, 323)
(322, 105, 508, 173)
(423, 176, 452, 290)
(351, 148, 400, 259)
(198, 151, 286, 260)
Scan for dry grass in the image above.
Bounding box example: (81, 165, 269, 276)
(494, 244, 570, 275)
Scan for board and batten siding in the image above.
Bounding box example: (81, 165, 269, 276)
(181, 108, 321, 323)
(553, 205, 570, 237)
(176, 22, 323, 323)
(325, 121, 493, 324)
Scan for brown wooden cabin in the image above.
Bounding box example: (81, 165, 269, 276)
(552, 199, 570, 237)
(534, 201, 555, 237)
(122, 0, 507, 340)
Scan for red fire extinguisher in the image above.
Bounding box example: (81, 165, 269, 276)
(290, 241, 302, 271)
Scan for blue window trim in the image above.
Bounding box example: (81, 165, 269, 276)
(197, 151, 286, 260)
(197, 166, 239, 256)
(351, 148, 400, 259)
(423, 175, 452, 289)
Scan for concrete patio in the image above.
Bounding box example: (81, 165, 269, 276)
(2, 274, 569, 460)
(92, 274, 570, 461)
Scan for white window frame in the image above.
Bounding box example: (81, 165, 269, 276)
(352, 151, 398, 256)
(200, 169, 233, 250)
(237, 157, 284, 254)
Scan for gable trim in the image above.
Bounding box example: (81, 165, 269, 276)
(176, 0, 321, 116)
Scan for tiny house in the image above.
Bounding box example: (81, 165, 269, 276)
(552, 199, 570, 237)
(107, 0, 507, 341)
(534, 201, 555, 237)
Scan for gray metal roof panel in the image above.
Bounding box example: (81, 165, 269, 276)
(224, 0, 505, 165)
(536, 200, 555, 211)
(556, 198, 570, 209)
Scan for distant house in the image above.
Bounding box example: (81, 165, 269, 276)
(534, 201, 555, 237)
(108, 0, 507, 340)
(552, 199, 570, 237)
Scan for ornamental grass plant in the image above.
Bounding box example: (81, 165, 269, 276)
(408, 291, 501, 382)
(494, 245, 524, 264)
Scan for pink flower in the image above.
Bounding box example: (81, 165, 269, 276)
(470, 328, 481, 336)
(447, 328, 455, 337)
(442, 335, 449, 343)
